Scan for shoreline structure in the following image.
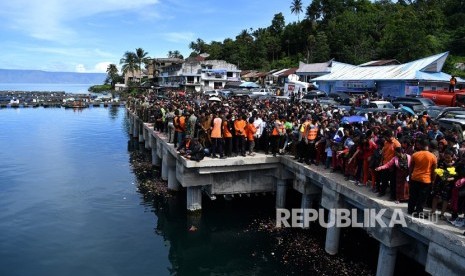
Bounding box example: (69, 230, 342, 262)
(126, 107, 465, 276)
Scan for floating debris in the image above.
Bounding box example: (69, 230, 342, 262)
(129, 148, 171, 200)
(244, 218, 374, 275)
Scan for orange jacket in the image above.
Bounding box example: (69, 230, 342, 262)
(223, 121, 232, 138)
(175, 116, 186, 132)
(246, 123, 257, 141)
(234, 119, 246, 136)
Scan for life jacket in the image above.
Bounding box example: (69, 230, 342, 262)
(175, 116, 186, 132)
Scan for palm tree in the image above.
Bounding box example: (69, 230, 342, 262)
(135, 48, 149, 81)
(290, 0, 303, 22)
(106, 64, 119, 89)
(120, 51, 138, 83)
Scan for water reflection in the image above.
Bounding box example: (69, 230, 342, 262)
(109, 105, 119, 120)
(127, 142, 377, 275)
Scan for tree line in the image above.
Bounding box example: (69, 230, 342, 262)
(110, 0, 465, 89)
(188, 0, 465, 77)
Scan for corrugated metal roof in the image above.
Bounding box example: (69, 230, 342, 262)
(296, 60, 333, 73)
(276, 67, 298, 77)
(272, 68, 289, 77)
(314, 52, 451, 81)
(359, 59, 400, 66)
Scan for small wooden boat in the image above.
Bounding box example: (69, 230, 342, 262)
(62, 100, 89, 109)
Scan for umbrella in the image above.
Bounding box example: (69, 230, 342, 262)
(399, 106, 415, 115)
(239, 82, 260, 88)
(341, 115, 367, 124)
(208, 96, 221, 102)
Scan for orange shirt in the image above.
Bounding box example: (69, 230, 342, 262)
(223, 121, 232, 138)
(234, 119, 247, 136)
(411, 150, 437, 184)
(211, 117, 222, 138)
(382, 138, 401, 165)
(246, 123, 257, 141)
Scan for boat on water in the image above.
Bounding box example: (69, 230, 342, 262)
(62, 100, 89, 109)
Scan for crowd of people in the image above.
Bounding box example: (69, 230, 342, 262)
(127, 89, 465, 233)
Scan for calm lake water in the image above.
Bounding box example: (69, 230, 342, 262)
(0, 107, 425, 276)
(0, 83, 95, 93)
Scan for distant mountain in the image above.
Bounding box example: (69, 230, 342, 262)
(0, 69, 106, 84)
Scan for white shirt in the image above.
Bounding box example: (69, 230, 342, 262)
(254, 117, 263, 138)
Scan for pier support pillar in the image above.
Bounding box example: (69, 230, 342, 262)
(168, 164, 181, 191)
(144, 128, 150, 149)
(276, 179, 287, 209)
(133, 117, 138, 137)
(187, 186, 202, 211)
(129, 115, 134, 135)
(301, 194, 314, 229)
(161, 152, 169, 181)
(376, 244, 397, 276)
(322, 186, 345, 255)
(151, 136, 161, 166)
(325, 209, 341, 255)
(138, 122, 144, 143)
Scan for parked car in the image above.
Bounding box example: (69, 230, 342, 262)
(231, 89, 253, 97)
(203, 90, 219, 97)
(250, 88, 273, 96)
(391, 97, 436, 110)
(437, 118, 465, 134)
(328, 92, 352, 105)
(300, 91, 327, 104)
(425, 106, 465, 120)
(218, 89, 233, 99)
(356, 108, 399, 117)
(317, 97, 339, 106)
(367, 101, 395, 109)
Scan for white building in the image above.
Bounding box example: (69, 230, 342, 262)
(158, 59, 241, 92)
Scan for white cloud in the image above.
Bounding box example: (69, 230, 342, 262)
(94, 62, 112, 73)
(162, 32, 195, 43)
(0, 0, 160, 42)
(75, 64, 86, 73)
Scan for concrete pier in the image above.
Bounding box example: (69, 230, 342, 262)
(138, 122, 144, 143)
(161, 151, 169, 181)
(276, 179, 287, 208)
(133, 116, 138, 137)
(187, 186, 202, 212)
(376, 244, 397, 276)
(151, 138, 161, 166)
(144, 127, 150, 149)
(128, 109, 465, 275)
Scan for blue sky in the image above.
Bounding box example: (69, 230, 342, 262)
(0, 0, 302, 73)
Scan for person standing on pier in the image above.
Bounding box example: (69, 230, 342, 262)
(245, 117, 257, 156)
(408, 138, 437, 216)
(234, 114, 247, 157)
(304, 117, 319, 165)
(210, 111, 225, 159)
(378, 130, 400, 199)
(222, 114, 233, 157)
